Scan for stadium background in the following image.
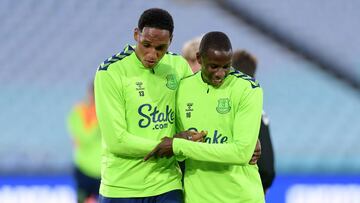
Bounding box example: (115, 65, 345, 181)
(0, 0, 359, 202)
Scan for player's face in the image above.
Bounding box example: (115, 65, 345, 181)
(198, 48, 232, 87)
(134, 27, 172, 68)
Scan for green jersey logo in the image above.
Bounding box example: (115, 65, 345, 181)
(216, 98, 231, 114)
(166, 74, 178, 90)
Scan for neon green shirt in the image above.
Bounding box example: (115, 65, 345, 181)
(174, 71, 264, 203)
(94, 45, 193, 198)
(67, 102, 101, 178)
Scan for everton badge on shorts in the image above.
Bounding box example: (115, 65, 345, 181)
(216, 98, 231, 114)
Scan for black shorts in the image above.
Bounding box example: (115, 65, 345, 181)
(73, 166, 101, 199)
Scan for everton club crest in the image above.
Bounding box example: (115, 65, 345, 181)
(216, 98, 231, 114)
(166, 74, 178, 90)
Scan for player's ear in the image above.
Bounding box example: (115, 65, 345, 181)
(169, 34, 173, 43)
(196, 52, 202, 65)
(134, 28, 140, 42)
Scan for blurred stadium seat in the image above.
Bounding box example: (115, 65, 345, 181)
(219, 0, 360, 87)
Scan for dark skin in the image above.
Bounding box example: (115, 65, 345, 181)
(144, 48, 261, 164)
(144, 131, 207, 161)
(198, 48, 232, 87)
(134, 27, 172, 69)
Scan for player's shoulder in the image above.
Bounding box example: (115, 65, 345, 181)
(162, 51, 192, 76)
(68, 102, 86, 117)
(177, 72, 197, 93)
(97, 44, 135, 72)
(228, 69, 261, 89)
(180, 71, 197, 84)
(166, 51, 180, 56)
(164, 51, 188, 65)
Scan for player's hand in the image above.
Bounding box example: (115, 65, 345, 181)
(249, 139, 261, 165)
(174, 130, 207, 142)
(144, 137, 174, 161)
(143, 131, 208, 161)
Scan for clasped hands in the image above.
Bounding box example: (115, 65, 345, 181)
(143, 130, 207, 161)
(143, 131, 262, 165)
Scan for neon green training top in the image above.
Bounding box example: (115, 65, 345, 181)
(67, 102, 101, 178)
(174, 71, 265, 203)
(94, 45, 193, 198)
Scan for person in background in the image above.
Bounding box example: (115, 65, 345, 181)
(181, 36, 202, 73)
(232, 50, 276, 193)
(67, 82, 101, 203)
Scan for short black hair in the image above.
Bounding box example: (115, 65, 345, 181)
(232, 50, 257, 77)
(199, 31, 232, 56)
(138, 8, 174, 35)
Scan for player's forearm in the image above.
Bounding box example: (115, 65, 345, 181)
(96, 108, 159, 157)
(173, 139, 254, 165)
(97, 108, 160, 157)
(102, 129, 158, 157)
